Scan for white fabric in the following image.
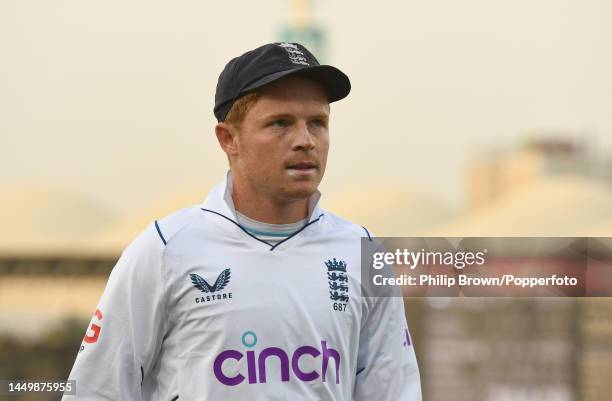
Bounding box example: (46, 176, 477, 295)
(62, 173, 421, 401)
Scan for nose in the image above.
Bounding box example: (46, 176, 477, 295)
(292, 121, 315, 151)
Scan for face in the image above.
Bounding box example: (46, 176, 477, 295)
(223, 76, 330, 203)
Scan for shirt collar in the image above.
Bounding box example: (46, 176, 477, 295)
(202, 171, 323, 224)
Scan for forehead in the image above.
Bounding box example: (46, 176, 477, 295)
(249, 76, 330, 116)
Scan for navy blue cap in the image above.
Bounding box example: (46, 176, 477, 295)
(214, 42, 351, 122)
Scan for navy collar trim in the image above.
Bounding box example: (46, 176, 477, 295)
(200, 208, 324, 251)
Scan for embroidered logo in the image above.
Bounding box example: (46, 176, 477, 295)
(190, 269, 233, 304)
(278, 42, 310, 66)
(326, 259, 349, 311)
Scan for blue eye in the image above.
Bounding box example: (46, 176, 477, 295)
(271, 119, 290, 127)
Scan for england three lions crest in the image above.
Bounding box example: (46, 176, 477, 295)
(326, 258, 349, 307)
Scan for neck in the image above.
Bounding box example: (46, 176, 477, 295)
(231, 178, 310, 225)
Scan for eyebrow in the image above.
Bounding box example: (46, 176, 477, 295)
(260, 112, 330, 122)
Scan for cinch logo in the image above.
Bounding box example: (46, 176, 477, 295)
(213, 331, 341, 386)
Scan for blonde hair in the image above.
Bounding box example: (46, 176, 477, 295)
(224, 92, 260, 128)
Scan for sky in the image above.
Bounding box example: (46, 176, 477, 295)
(1, 0, 611, 215)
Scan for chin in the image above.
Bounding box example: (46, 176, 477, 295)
(282, 182, 319, 200)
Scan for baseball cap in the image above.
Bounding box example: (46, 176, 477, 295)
(214, 42, 351, 122)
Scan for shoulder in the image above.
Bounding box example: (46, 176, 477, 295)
(320, 208, 374, 241)
(152, 205, 201, 246)
(115, 206, 200, 270)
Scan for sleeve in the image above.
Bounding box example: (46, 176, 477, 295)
(354, 295, 422, 401)
(354, 234, 422, 401)
(62, 222, 168, 401)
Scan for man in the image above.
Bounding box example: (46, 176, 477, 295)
(63, 42, 421, 400)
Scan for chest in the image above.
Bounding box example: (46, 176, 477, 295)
(165, 242, 363, 355)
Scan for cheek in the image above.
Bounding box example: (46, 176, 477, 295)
(240, 136, 282, 171)
(318, 134, 330, 160)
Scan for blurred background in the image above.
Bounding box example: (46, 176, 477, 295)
(1, 0, 611, 400)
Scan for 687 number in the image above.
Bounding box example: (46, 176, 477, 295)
(333, 302, 347, 312)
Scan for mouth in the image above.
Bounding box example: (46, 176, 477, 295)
(285, 161, 318, 177)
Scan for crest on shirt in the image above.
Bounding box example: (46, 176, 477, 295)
(190, 269, 233, 304)
(326, 258, 349, 311)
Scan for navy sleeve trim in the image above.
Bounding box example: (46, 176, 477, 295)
(170, 396, 179, 401)
(356, 366, 366, 375)
(140, 366, 144, 386)
(362, 226, 372, 241)
(155, 220, 167, 245)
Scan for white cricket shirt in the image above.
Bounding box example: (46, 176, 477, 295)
(62, 173, 421, 401)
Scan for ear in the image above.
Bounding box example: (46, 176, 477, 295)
(215, 122, 239, 158)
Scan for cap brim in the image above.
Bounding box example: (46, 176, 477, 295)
(242, 65, 351, 103)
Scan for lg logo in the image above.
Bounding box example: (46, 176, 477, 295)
(83, 309, 103, 344)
